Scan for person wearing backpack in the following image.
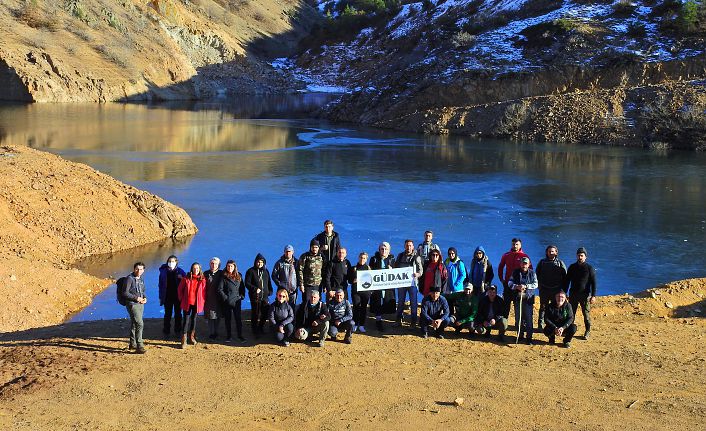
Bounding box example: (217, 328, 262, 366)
(122, 262, 147, 354)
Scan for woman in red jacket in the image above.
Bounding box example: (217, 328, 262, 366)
(178, 262, 206, 349)
(422, 250, 448, 297)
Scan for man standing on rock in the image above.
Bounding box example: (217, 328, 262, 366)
(313, 220, 340, 265)
(535, 245, 567, 331)
(272, 245, 299, 309)
(159, 255, 186, 339)
(298, 239, 324, 298)
(395, 239, 423, 328)
(563, 247, 597, 340)
(497, 238, 531, 322)
(417, 230, 440, 267)
(123, 262, 147, 354)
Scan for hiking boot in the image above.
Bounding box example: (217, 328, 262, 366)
(376, 320, 384, 332)
(548, 335, 555, 344)
(318, 339, 325, 347)
(422, 332, 429, 339)
(344, 337, 352, 345)
(436, 333, 445, 340)
(352, 325, 358, 333)
(135, 345, 147, 354)
(180, 334, 188, 349)
(563, 341, 571, 348)
(526, 338, 534, 346)
(358, 326, 366, 333)
(583, 331, 591, 340)
(282, 341, 290, 347)
(238, 336, 247, 344)
(127, 343, 136, 351)
(497, 333, 505, 343)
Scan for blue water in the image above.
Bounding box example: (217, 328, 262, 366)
(1, 100, 704, 321)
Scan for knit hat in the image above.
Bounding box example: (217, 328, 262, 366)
(284, 244, 294, 252)
(576, 247, 588, 255)
(310, 239, 320, 247)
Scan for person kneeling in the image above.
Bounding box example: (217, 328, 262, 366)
(445, 285, 479, 336)
(420, 286, 450, 339)
(473, 285, 509, 342)
(327, 289, 354, 344)
(294, 290, 330, 347)
(270, 289, 294, 347)
(543, 290, 577, 348)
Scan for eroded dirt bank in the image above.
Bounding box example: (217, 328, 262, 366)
(0, 145, 197, 332)
(0, 278, 703, 430)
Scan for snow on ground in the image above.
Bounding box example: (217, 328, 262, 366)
(388, 2, 424, 39)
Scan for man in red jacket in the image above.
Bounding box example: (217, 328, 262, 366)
(497, 238, 531, 321)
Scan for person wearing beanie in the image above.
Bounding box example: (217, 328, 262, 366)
(563, 247, 597, 340)
(272, 245, 299, 309)
(420, 285, 450, 339)
(543, 290, 576, 348)
(535, 245, 567, 331)
(298, 239, 324, 298)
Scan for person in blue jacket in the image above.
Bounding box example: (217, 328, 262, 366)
(158, 255, 186, 339)
(445, 247, 467, 293)
(420, 286, 450, 339)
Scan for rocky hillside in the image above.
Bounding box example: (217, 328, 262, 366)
(0, 145, 197, 332)
(0, 0, 321, 102)
(286, 0, 706, 149)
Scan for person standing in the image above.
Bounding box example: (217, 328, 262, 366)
(327, 289, 354, 344)
(314, 219, 341, 265)
(508, 257, 538, 344)
(298, 239, 324, 298)
(245, 253, 273, 338)
(369, 242, 396, 333)
(203, 257, 223, 340)
(543, 290, 577, 348)
(272, 245, 299, 309)
(563, 247, 597, 340)
(294, 290, 330, 347)
(218, 260, 246, 343)
(323, 247, 352, 300)
(123, 262, 147, 354)
(177, 262, 206, 349)
(474, 285, 508, 342)
(421, 249, 448, 297)
(445, 247, 467, 293)
(416, 230, 440, 266)
(420, 286, 450, 339)
(349, 252, 371, 333)
(158, 255, 186, 339)
(395, 240, 423, 328)
(467, 246, 494, 296)
(497, 238, 531, 321)
(535, 245, 567, 331)
(269, 289, 295, 347)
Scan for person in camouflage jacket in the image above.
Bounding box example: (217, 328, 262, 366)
(298, 239, 324, 297)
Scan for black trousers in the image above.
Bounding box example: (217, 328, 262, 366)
(543, 323, 577, 343)
(352, 292, 370, 327)
(250, 296, 269, 333)
(163, 298, 182, 334)
(224, 301, 243, 338)
(569, 294, 592, 333)
(181, 305, 197, 333)
(274, 323, 294, 343)
(502, 283, 517, 320)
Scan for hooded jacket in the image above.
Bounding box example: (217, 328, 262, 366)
(272, 255, 298, 293)
(177, 273, 206, 313)
(544, 300, 575, 331)
(158, 263, 186, 305)
(444, 255, 467, 293)
(245, 253, 273, 301)
(468, 246, 494, 292)
(498, 247, 531, 284)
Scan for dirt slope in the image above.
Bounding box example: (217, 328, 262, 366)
(0, 145, 197, 332)
(0, 278, 704, 430)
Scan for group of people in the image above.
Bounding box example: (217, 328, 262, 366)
(120, 221, 597, 353)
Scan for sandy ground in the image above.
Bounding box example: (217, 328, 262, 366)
(0, 279, 704, 430)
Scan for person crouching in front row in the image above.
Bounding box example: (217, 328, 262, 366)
(420, 286, 450, 339)
(543, 290, 577, 348)
(328, 288, 354, 344)
(269, 289, 294, 347)
(294, 290, 330, 347)
(474, 285, 508, 342)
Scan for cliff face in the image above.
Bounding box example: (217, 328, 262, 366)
(0, 0, 320, 102)
(0, 145, 197, 332)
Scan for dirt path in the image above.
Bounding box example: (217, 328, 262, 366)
(1, 282, 704, 430)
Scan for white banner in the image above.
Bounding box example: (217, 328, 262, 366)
(356, 267, 414, 291)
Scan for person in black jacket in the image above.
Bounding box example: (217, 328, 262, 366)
(203, 257, 223, 340)
(314, 219, 341, 265)
(474, 285, 508, 342)
(369, 242, 396, 333)
(563, 247, 597, 340)
(543, 290, 577, 348)
(349, 252, 371, 333)
(323, 247, 352, 300)
(245, 253, 273, 338)
(420, 286, 450, 339)
(269, 289, 294, 347)
(535, 245, 567, 331)
(218, 260, 246, 343)
(123, 262, 147, 354)
(294, 290, 330, 347)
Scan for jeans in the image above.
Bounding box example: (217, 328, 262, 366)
(223, 301, 243, 339)
(396, 285, 418, 322)
(287, 290, 298, 310)
(569, 294, 591, 334)
(420, 316, 449, 336)
(163, 297, 181, 335)
(274, 323, 294, 343)
(182, 305, 197, 333)
(514, 295, 535, 339)
(328, 320, 354, 339)
(126, 302, 144, 348)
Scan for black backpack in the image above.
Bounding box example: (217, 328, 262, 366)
(116, 276, 129, 306)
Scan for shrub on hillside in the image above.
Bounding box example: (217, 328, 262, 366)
(16, 0, 61, 31)
(451, 31, 476, 47)
(656, 0, 706, 35)
(612, 0, 637, 17)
